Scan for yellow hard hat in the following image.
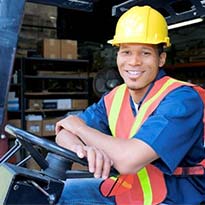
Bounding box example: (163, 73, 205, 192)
(108, 5, 171, 47)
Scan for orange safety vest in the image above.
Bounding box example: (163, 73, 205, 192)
(100, 76, 205, 205)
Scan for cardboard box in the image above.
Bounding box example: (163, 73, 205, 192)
(43, 99, 57, 109)
(72, 99, 88, 109)
(38, 38, 61, 59)
(29, 99, 42, 110)
(7, 119, 21, 128)
(61, 39, 77, 59)
(42, 118, 58, 137)
(7, 119, 21, 139)
(57, 99, 72, 109)
(26, 120, 42, 136)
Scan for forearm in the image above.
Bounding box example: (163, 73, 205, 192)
(56, 115, 158, 174)
(56, 127, 113, 178)
(75, 125, 157, 174)
(55, 129, 85, 151)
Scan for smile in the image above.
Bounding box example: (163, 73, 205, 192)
(127, 70, 143, 76)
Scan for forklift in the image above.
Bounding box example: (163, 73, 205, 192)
(0, 124, 94, 204)
(0, 1, 94, 204)
(0, 0, 205, 204)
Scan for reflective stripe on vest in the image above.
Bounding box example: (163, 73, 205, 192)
(108, 84, 127, 137)
(102, 76, 205, 205)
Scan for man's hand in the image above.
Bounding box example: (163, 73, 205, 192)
(55, 129, 84, 151)
(56, 128, 113, 179)
(55, 115, 85, 136)
(72, 145, 113, 179)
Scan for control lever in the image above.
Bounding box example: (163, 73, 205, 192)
(28, 180, 56, 205)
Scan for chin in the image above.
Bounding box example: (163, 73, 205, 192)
(127, 84, 141, 90)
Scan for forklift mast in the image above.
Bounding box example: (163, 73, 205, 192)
(0, 0, 26, 156)
(0, 0, 26, 131)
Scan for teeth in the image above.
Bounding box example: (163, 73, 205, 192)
(127, 71, 141, 75)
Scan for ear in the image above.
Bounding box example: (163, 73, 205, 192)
(159, 52, 167, 67)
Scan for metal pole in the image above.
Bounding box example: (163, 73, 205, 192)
(0, 0, 26, 133)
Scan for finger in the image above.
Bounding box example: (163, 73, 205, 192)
(101, 152, 113, 179)
(94, 149, 104, 178)
(75, 145, 87, 158)
(71, 145, 85, 158)
(85, 147, 96, 174)
(55, 121, 63, 134)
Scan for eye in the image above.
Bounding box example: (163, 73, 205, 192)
(142, 51, 151, 56)
(120, 50, 131, 55)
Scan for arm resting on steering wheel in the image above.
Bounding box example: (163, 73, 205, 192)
(56, 129, 85, 151)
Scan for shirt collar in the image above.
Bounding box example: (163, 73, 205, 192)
(130, 69, 167, 115)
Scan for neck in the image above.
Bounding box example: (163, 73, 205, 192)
(129, 85, 150, 104)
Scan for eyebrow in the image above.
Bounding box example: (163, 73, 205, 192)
(120, 44, 156, 50)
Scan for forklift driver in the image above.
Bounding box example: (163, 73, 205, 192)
(55, 5, 205, 204)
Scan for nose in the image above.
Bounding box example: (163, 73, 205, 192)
(129, 53, 142, 66)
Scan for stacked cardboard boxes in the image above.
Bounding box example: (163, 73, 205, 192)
(38, 38, 78, 59)
(26, 120, 42, 136)
(38, 38, 61, 59)
(72, 99, 88, 109)
(8, 117, 62, 137)
(28, 99, 88, 110)
(61, 39, 77, 59)
(42, 117, 62, 137)
(25, 117, 62, 137)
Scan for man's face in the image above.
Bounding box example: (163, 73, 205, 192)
(117, 43, 166, 92)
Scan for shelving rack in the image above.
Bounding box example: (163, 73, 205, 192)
(9, 57, 92, 137)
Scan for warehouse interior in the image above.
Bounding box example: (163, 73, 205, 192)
(0, 0, 205, 204)
(1, 0, 205, 157)
(0, 0, 205, 203)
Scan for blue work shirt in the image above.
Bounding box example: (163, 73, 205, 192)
(78, 69, 205, 204)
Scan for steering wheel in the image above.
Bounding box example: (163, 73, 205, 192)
(5, 124, 118, 179)
(3, 124, 118, 205)
(5, 124, 88, 172)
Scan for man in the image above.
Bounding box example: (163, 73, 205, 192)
(55, 5, 205, 204)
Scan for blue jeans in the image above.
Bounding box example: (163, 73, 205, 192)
(57, 178, 116, 205)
